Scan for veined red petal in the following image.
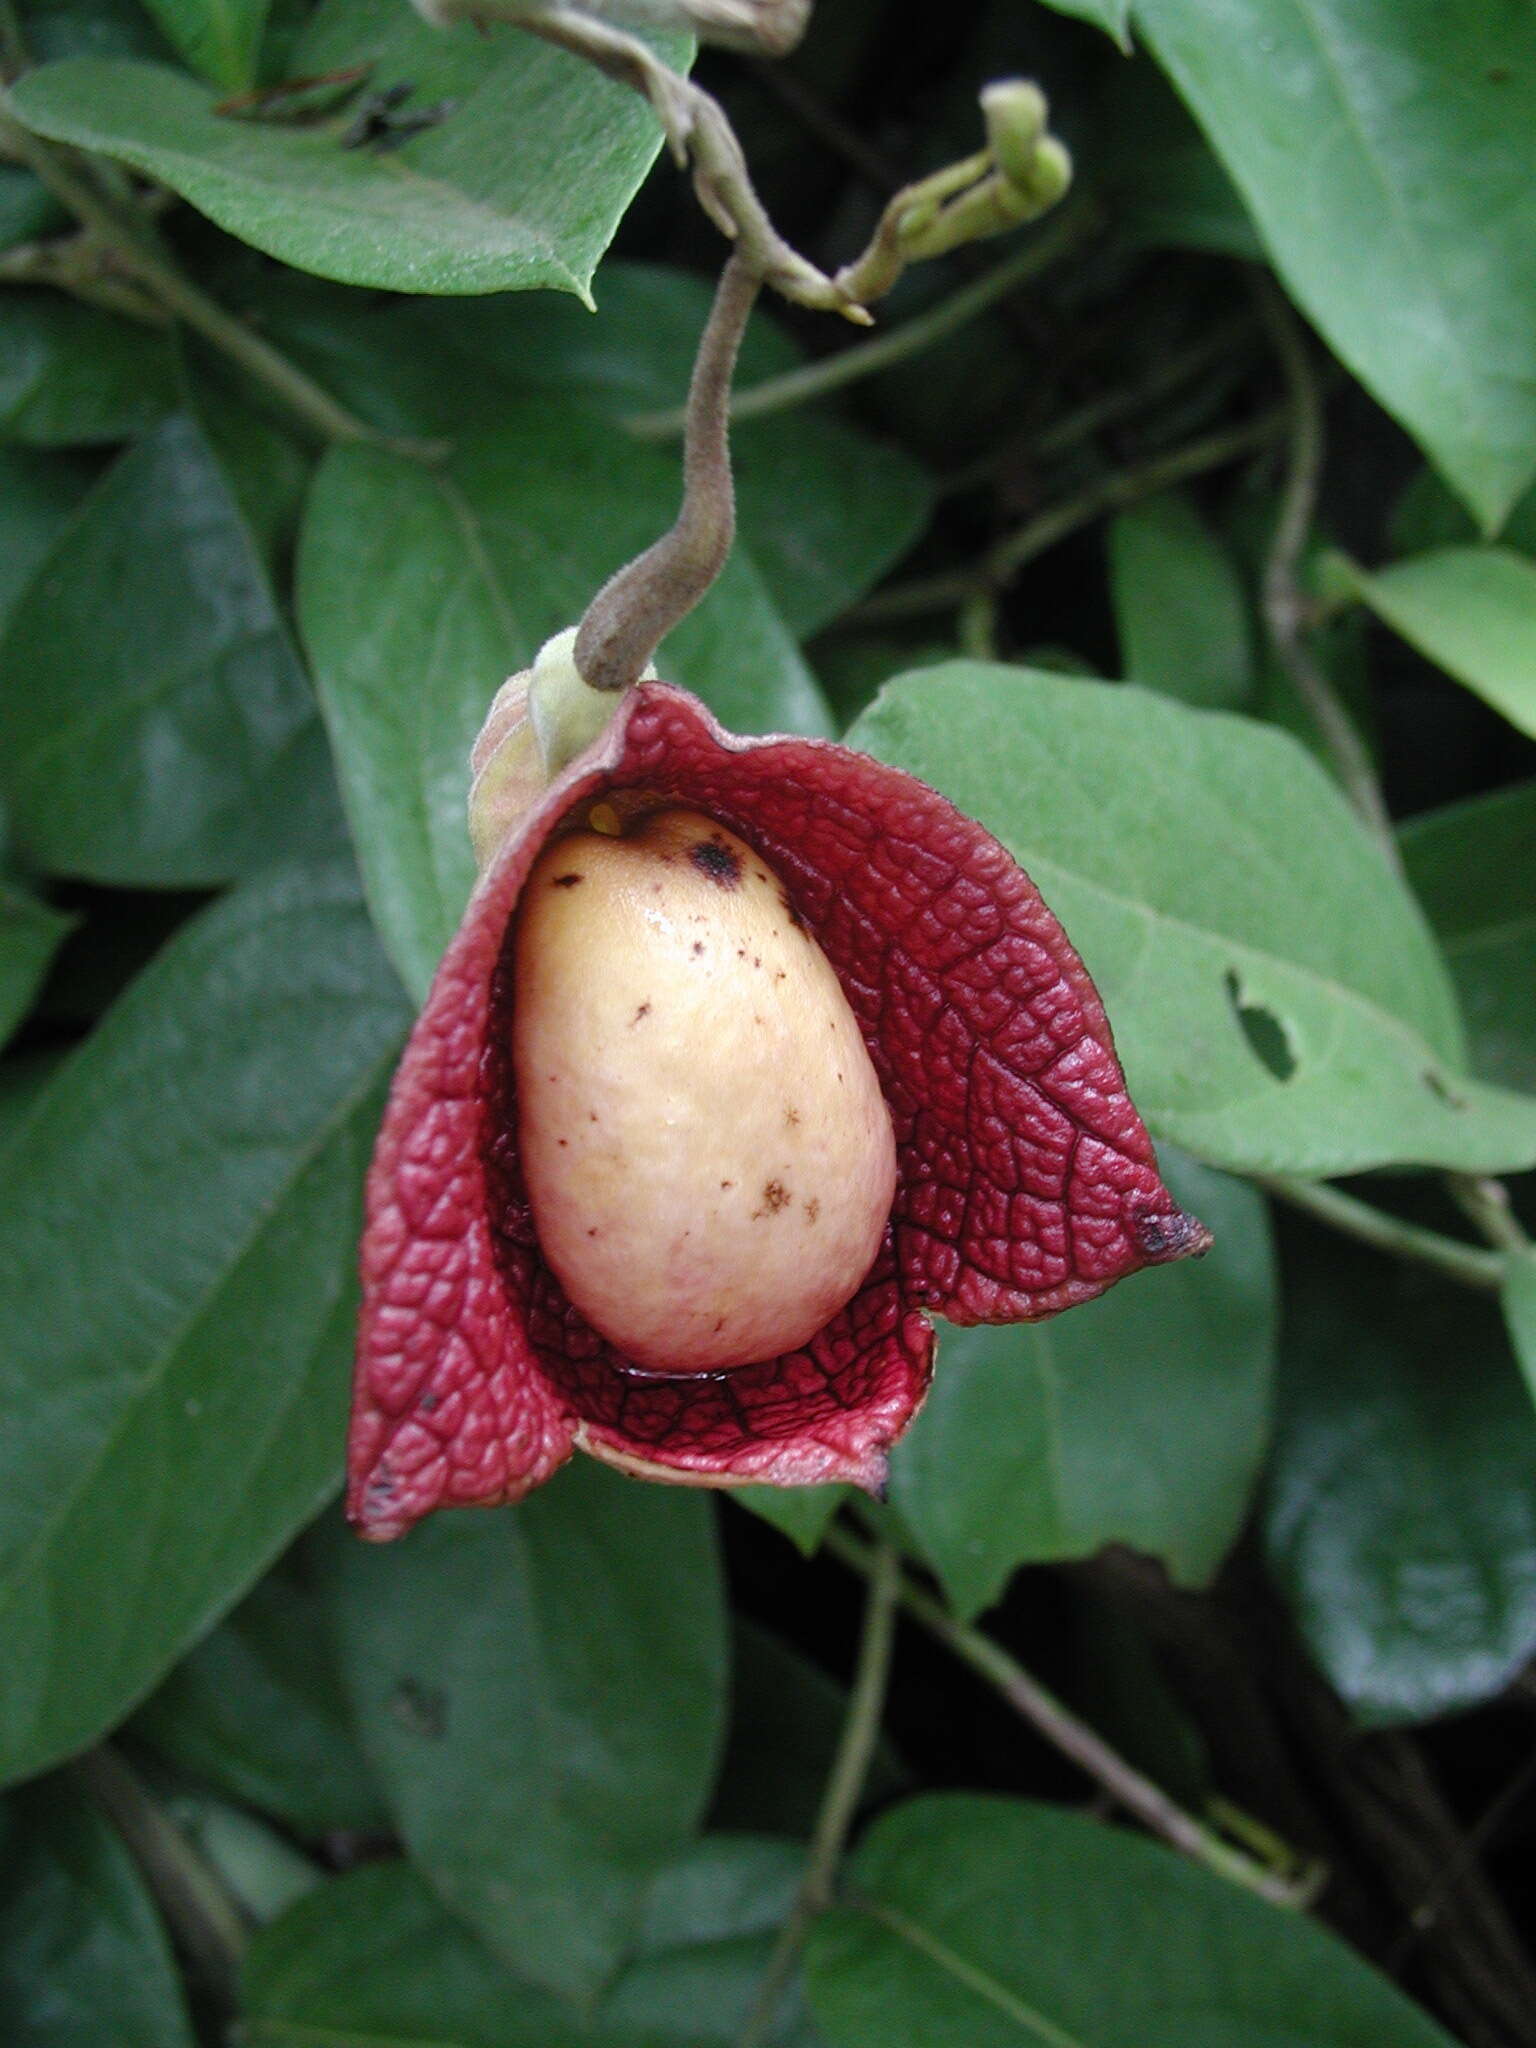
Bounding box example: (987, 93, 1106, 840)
(348, 684, 1205, 1539)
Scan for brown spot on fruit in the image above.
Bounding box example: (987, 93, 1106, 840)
(689, 836, 741, 887)
(762, 1180, 790, 1213)
(631, 1001, 651, 1025)
(551, 872, 583, 888)
(785, 1105, 800, 1128)
(805, 1198, 820, 1224)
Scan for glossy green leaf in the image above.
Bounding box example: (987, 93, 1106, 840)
(1400, 781, 1536, 1094)
(242, 1839, 820, 2047)
(889, 1152, 1274, 1618)
(1040, 0, 1131, 42)
(0, 447, 94, 633)
(0, 862, 411, 1788)
(1505, 1250, 1536, 1413)
(298, 414, 831, 1000)
(807, 1794, 1457, 2047)
(0, 167, 66, 252)
(1266, 1244, 1536, 1725)
(241, 1860, 595, 2048)
(0, 872, 71, 1050)
(600, 1835, 824, 2046)
(238, 262, 930, 639)
(0, 1052, 61, 1157)
(321, 1464, 727, 2003)
(1109, 491, 1253, 711)
(0, 412, 341, 885)
(1389, 464, 1536, 559)
(138, 0, 269, 88)
(8, 3, 684, 298)
(1133, 0, 1536, 530)
(132, 1552, 386, 1836)
(0, 1778, 195, 2048)
(734, 1485, 847, 1555)
(849, 663, 1536, 1176)
(0, 290, 175, 446)
(1346, 547, 1536, 740)
(1097, 59, 1263, 260)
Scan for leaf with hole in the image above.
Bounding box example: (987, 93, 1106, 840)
(1133, 0, 1536, 529)
(0, 862, 411, 1789)
(7, 0, 686, 298)
(888, 1151, 1275, 1619)
(1400, 780, 1536, 1095)
(848, 663, 1536, 1176)
(1266, 1241, 1536, 1726)
(319, 1464, 727, 2004)
(297, 412, 831, 1002)
(806, 1794, 1457, 2047)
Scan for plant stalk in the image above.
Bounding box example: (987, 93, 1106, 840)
(1258, 1175, 1506, 1290)
(737, 1538, 901, 2048)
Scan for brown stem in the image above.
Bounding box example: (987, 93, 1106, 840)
(573, 251, 761, 692)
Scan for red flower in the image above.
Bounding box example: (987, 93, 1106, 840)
(347, 681, 1208, 1540)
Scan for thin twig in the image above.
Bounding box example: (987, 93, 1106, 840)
(1257, 1175, 1506, 1292)
(938, 309, 1260, 498)
(825, 1525, 1320, 1912)
(72, 1745, 249, 2006)
(627, 202, 1094, 438)
(738, 1540, 901, 2048)
(0, 112, 432, 454)
(1256, 280, 1399, 869)
(1446, 1173, 1532, 1256)
(850, 406, 1287, 626)
(575, 251, 761, 691)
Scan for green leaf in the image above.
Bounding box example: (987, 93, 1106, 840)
(0, 1778, 195, 2048)
(138, 0, 269, 89)
(1345, 547, 1536, 740)
(1389, 464, 1536, 559)
(1400, 780, 1536, 1094)
(1505, 1250, 1536, 1413)
(132, 1549, 386, 1837)
(233, 262, 930, 638)
(1266, 1243, 1536, 1726)
(0, 872, 72, 1050)
(0, 861, 411, 1788)
(0, 290, 176, 446)
(0, 447, 94, 634)
(321, 1464, 727, 2004)
(888, 1152, 1275, 1618)
(848, 663, 1536, 1177)
(242, 1839, 822, 2047)
(297, 415, 831, 1001)
(1109, 490, 1253, 710)
(1133, 0, 1536, 530)
(601, 1835, 825, 2046)
(8, 7, 685, 298)
(1040, 0, 1131, 41)
(734, 1485, 847, 1555)
(806, 1794, 1457, 2047)
(0, 1052, 62, 1157)
(241, 1860, 593, 2048)
(0, 413, 342, 886)
(0, 167, 66, 253)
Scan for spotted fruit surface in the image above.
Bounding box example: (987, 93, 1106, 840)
(513, 807, 897, 1374)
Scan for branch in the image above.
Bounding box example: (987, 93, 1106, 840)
(825, 1524, 1320, 1912)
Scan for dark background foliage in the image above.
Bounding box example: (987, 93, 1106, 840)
(3, 1, 1536, 2043)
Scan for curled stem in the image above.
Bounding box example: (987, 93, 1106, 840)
(628, 200, 1093, 439)
(574, 251, 761, 691)
(825, 1524, 1321, 1913)
(737, 1540, 901, 2048)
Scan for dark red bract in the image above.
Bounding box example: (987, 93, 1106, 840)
(348, 683, 1208, 1539)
